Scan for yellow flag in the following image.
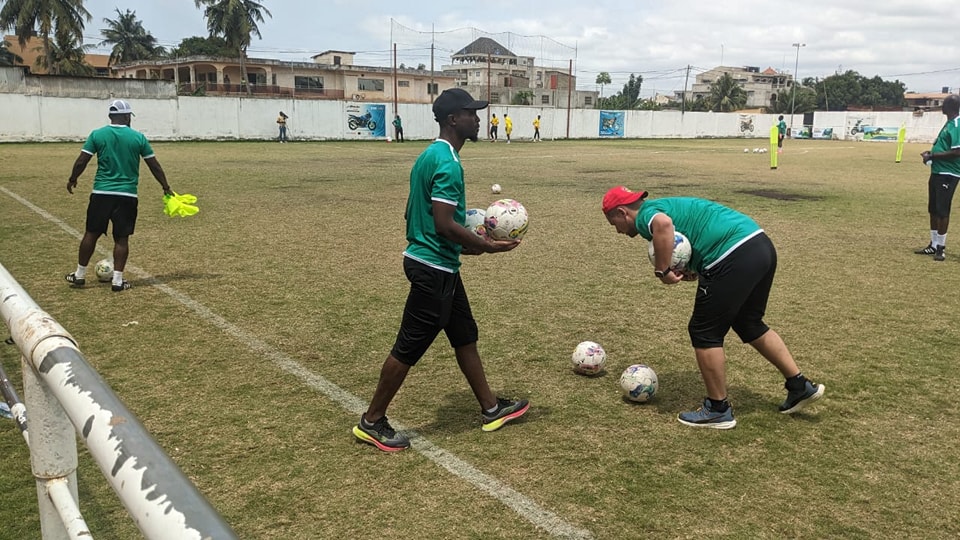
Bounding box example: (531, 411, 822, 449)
(896, 123, 906, 163)
(769, 124, 779, 169)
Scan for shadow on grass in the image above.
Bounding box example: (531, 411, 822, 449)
(423, 388, 543, 435)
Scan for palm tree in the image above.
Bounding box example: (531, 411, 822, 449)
(595, 71, 611, 103)
(708, 72, 748, 112)
(194, 0, 271, 95)
(0, 38, 23, 66)
(99, 8, 164, 65)
(33, 26, 92, 76)
(0, 0, 90, 75)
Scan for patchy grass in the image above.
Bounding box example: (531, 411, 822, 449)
(1, 137, 958, 539)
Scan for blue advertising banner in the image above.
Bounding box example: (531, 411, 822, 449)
(599, 111, 624, 137)
(345, 103, 386, 138)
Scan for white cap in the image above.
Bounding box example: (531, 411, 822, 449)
(108, 99, 134, 116)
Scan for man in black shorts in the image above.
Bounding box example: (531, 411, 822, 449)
(352, 89, 528, 452)
(915, 94, 960, 261)
(66, 99, 174, 291)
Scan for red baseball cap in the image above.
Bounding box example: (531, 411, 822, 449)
(602, 186, 648, 214)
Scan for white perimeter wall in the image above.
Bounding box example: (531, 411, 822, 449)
(0, 93, 947, 144)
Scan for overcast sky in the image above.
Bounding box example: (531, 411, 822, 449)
(77, 0, 960, 97)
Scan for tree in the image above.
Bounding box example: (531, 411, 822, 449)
(512, 90, 534, 105)
(167, 36, 235, 58)
(595, 71, 611, 101)
(99, 8, 164, 65)
(0, 0, 90, 75)
(598, 73, 643, 110)
(766, 87, 816, 115)
(0, 38, 23, 66)
(34, 27, 92, 76)
(416, 63, 426, 70)
(194, 0, 272, 95)
(707, 72, 747, 112)
(814, 70, 905, 111)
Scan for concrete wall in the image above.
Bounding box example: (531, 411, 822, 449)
(0, 89, 947, 144)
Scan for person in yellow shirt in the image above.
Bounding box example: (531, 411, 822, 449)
(533, 115, 541, 142)
(489, 113, 499, 142)
(504, 114, 513, 143)
(277, 111, 288, 143)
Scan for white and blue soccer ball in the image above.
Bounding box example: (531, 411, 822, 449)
(647, 231, 692, 271)
(94, 259, 114, 282)
(571, 341, 606, 375)
(619, 364, 659, 403)
(464, 208, 487, 238)
(484, 198, 528, 240)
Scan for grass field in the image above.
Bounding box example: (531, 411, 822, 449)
(2, 137, 959, 539)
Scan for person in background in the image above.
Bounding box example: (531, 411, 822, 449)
(65, 99, 175, 292)
(602, 186, 825, 430)
(489, 113, 499, 142)
(352, 89, 529, 452)
(504, 113, 513, 144)
(777, 115, 787, 153)
(533, 114, 541, 142)
(392, 114, 405, 142)
(277, 111, 289, 143)
(915, 94, 960, 262)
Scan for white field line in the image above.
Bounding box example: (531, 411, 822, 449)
(0, 186, 593, 540)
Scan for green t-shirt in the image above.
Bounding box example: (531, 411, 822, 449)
(778, 120, 787, 135)
(636, 197, 763, 272)
(81, 125, 155, 197)
(931, 117, 960, 177)
(402, 140, 466, 273)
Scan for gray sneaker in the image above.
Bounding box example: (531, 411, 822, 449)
(353, 415, 410, 452)
(779, 381, 825, 414)
(677, 399, 737, 429)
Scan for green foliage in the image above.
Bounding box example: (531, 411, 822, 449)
(99, 8, 165, 65)
(708, 72, 748, 112)
(32, 27, 93, 76)
(194, 0, 272, 94)
(598, 73, 642, 109)
(0, 0, 91, 74)
(0, 38, 23, 65)
(511, 90, 534, 105)
(815, 70, 906, 110)
(766, 87, 817, 114)
(167, 35, 236, 58)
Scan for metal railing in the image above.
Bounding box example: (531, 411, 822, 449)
(0, 263, 237, 540)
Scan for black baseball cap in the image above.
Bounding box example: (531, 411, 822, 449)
(433, 88, 488, 122)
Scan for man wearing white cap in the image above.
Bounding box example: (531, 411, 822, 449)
(65, 99, 174, 291)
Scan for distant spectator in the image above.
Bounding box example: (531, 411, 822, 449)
(533, 115, 541, 142)
(490, 113, 499, 142)
(392, 114, 405, 142)
(277, 111, 289, 143)
(504, 114, 513, 144)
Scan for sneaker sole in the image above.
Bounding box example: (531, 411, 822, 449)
(780, 384, 826, 414)
(351, 426, 409, 452)
(676, 417, 737, 429)
(481, 402, 530, 432)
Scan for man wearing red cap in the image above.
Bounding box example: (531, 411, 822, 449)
(603, 186, 825, 429)
(352, 89, 529, 452)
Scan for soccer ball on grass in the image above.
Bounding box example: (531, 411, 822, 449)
(571, 341, 606, 375)
(619, 364, 658, 403)
(491, 183, 502, 194)
(484, 198, 528, 240)
(94, 259, 114, 282)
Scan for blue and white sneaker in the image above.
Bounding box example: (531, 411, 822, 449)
(677, 399, 737, 429)
(779, 381, 825, 414)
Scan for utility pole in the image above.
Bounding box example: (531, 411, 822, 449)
(790, 42, 805, 131)
(430, 24, 434, 103)
(682, 65, 691, 114)
(566, 59, 573, 139)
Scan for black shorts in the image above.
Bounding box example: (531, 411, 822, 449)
(688, 233, 776, 348)
(927, 173, 959, 218)
(777, 133, 785, 147)
(86, 193, 138, 239)
(491, 126, 498, 136)
(390, 257, 479, 366)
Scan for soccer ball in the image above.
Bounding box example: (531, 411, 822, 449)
(753, 148, 759, 153)
(484, 198, 528, 240)
(491, 183, 502, 194)
(647, 231, 692, 270)
(464, 208, 487, 238)
(571, 341, 606, 375)
(94, 259, 114, 282)
(743, 148, 749, 153)
(619, 364, 659, 403)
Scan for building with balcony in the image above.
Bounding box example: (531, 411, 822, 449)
(678, 66, 792, 109)
(441, 37, 597, 108)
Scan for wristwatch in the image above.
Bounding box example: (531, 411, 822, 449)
(654, 268, 669, 278)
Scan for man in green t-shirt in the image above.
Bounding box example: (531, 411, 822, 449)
(353, 89, 528, 452)
(777, 115, 787, 153)
(915, 94, 960, 261)
(65, 99, 174, 291)
(603, 186, 825, 429)
(392, 114, 404, 142)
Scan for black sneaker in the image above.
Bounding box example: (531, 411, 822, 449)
(111, 281, 132, 292)
(934, 246, 946, 261)
(779, 381, 825, 414)
(915, 244, 936, 255)
(352, 415, 410, 452)
(481, 397, 530, 432)
(65, 272, 85, 287)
